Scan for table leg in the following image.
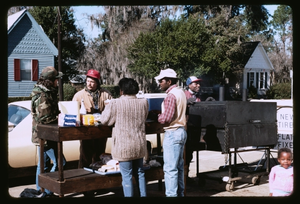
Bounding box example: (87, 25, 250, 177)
(39, 139, 44, 193)
(156, 133, 163, 191)
(58, 141, 64, 181)
(57, 141, 64, 197)
(156, 133, 161, 155)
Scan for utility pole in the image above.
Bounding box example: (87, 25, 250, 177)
(57, 6, 64, 101)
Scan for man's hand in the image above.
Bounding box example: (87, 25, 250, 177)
(148, 110, 161, 121)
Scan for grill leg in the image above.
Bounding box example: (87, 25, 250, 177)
(266, 148, 270, 173)
(196, 150, 199, 177)
(228, 152, 232, 179)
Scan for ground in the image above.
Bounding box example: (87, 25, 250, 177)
(8, 149, 288, 199)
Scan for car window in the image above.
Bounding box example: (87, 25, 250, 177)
(8, 105, 30, 126)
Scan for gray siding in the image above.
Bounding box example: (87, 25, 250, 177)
(8, 54, 55, 97)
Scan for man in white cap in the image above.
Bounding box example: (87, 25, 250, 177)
(154, 68, 187, 197)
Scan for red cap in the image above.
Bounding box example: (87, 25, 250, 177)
(86, 69, 100, 80)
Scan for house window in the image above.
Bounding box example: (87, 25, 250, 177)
(259, 72, 268, 89)
(14, 59, 38, 81)
(247, 72, 255, 88)
(20, 59, 31, 80)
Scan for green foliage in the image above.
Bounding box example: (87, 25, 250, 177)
(248, 85, 258, 99)
(266, 83, 291, 99)
(271, 5, 292, 36)
(63, 83, 77, 101)
(101, 85, 120, 98)
(126, 5, 270, 84)
(127, 16, 214, 82)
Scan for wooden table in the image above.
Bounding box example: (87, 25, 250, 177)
(37, 122, 165, 197)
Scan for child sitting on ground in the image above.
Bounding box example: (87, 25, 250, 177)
(269, 147, 293, 196)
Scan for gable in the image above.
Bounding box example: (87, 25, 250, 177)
(244, 43, 274, 70)
(7, 10, 58, 56)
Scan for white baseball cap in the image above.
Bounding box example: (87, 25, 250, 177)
(154, 68, 177, 81)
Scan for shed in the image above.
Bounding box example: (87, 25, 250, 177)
(241, 41, 274, 96)
(7, 9, 58, 97)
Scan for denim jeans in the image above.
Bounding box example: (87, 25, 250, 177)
(163, 127, 187, 197)
(119, 158, 147, 197)
(36, 144, 66, 194)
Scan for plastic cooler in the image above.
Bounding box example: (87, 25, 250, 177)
(143, 93, 167, 111)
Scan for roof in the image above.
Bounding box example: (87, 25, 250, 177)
(241, 41, 274, 70)
(7, 9, 26, 31)
(240, 41, 260, 66)
(7, 9, 58, 56)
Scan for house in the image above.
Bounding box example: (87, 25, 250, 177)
(7, 9, 58, 97)
(241, 41, 274, 97)
(198, 41, 274, 100)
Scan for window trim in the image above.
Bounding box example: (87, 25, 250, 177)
(14, 59, 38, 81)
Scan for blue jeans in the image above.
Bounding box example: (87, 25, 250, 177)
(163, 127, 187, 197)
(119, 158, 147, 197)
(36, 144, 66, 194)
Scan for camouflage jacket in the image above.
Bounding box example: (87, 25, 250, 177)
(31, 84, 60, 145)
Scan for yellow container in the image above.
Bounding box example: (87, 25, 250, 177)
(81, 114, 95, 126)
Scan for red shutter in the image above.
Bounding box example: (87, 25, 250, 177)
(14, 59, 21, 81)
(32, 59, 39, 81)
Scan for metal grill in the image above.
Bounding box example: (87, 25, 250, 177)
(188, 101, 278, 191)
(189, 101, 277, 152)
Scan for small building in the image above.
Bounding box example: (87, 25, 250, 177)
(8, 9, 58, 97)
(198, 41, 274, 100)
(241, 41, 274, 97)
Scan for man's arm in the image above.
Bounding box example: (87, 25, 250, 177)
(158, 93, 176, 125)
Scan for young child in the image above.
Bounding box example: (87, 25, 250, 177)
(269, 147, 293, 196)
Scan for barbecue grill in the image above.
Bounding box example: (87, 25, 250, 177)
(188, 101, 278, 191)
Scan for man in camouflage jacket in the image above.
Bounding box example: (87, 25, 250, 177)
(31, 82, 60, 145)
(30, 66, 64, 197)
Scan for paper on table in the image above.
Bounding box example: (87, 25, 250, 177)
(58, 101, 80, 122)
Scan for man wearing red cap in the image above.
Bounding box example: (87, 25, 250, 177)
(72, 69, 112, 171)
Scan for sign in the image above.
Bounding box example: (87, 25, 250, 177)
(275, 106, 293, 150)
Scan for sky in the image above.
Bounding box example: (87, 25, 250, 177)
(72, 5, 280, 40)
(72, 6, 104, 39)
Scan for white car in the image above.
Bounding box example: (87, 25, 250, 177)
(8, 100, 80, 178)
(8, 100, 163, 178)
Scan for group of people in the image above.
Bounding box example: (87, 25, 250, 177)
(31, 66, 293, 198)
